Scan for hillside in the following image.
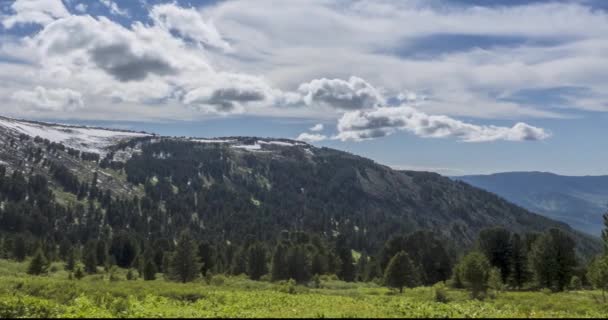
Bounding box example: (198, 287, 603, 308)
(457, 172, 608, 236)
(0, 116, 601, 258)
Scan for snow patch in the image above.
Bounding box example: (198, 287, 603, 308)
(232, 144, 262, 151)
(0, 117, 150, 155)
(192, 138, 236, 143)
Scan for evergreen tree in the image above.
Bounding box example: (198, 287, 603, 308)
(230, 247, 248, 276)
(603, 211, 608, 253)
(286, 245, 311, 284)
(27, 249, 48, 275)
(588, 255, 608, 302)
(383, 251, 419, 293)
(143, 258, 157, 281)
(13, 236, 27, 262)
(168, 231, 201, 283)
(198, 241, 215, 276)
(529, 228, 576, 291)
(311, 252, 326, 276)
(65, 248, 76, 271)
(271, 244, 289, 281)
(478, 227, 512, 283)
(83, 243, 98, 274)
(508, 234, 528, 289)
(247, 243, 268, 281)
(74, 265, 85, 280)
(335, 236, 355, 282)
(457, 251, 491, 299)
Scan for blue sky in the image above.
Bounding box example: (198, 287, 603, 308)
(1, 0, 608, 175)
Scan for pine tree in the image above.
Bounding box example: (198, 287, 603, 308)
(13, 236, 27, 262)
(168, 231, 201, 283)
(230, 247, 248, 276)
(457, 251, 491, 299)
(603, 211, 608, 253)
(83, 245, 98, 274)
(65, 248, 76, 271)
(27, 249, 48, 275)
(383, 251, 418, 293)
(311, 252, 326, 276)
(143, 258, 157, 281)
(271, 244, 289, 281)
(508, 234, 528, 289)
(335, 236, 355, 282)
(74, 265, 85, 280)
(199, 242, 215, 277)
(247, 243, 268, 281)
(529, 229, 576, 291)
(286, 245, 311, 283)
(588, 256, 608, 302)
(478, 228, 512, 283)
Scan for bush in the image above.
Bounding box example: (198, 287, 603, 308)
(210, 274, 226, 286)
(569, 276, 582, 291)
(278, 279, 298, 294)
(433, 283, 449, 303)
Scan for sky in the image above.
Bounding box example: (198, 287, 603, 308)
(1, 0, 607, 176)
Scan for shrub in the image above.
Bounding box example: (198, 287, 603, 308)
(569, 276, 582, 291)
(210, 274, 226, 286)
(433, 282, 449, 303)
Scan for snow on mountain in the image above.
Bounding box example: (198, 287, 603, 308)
(0, 116, 151, 155)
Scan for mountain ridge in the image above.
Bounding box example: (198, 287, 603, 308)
(0, 115, 601, 258)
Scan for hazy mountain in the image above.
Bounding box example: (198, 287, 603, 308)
(0, 116, 601, 257)
(457, 172, 608, 236)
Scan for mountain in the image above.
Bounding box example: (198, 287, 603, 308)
(0, 116, 601, 258)
(456, 172, 608, 236)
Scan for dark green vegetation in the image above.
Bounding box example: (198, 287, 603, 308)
(458, 172, 608, 236)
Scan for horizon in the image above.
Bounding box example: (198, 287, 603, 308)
(2, 0, 608, 176)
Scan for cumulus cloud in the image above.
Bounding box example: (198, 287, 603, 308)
(12, 86, 84, 111)
(90, 43, 176, 81)
(310, 123, 324, 132)
(2, 0, 70, 28)
(296, 132, 327, 143)
(298, 76, 385, 110)
(336, 106, 551, 142)
(150, 4, 232, 51)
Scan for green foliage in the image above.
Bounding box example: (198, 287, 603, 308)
(247, 243, 268, 281)
(143, 259, 157, 281)
(529, 229, 577, 292)
(587, 255, 608, 302)
(488, 268, 504, 293)
(168, 231, 200, 283)
(457, 251, 491, 299)
(383, 251, 419, 293)
(433, 282, 450, 303)
(569, 276, 582, 291)
(27, 249, 48, 276)
(478, 227, 512, 283)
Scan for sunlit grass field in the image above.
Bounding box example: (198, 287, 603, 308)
(1, 259, 607, 318)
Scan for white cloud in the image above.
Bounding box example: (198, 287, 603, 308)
(296, 132, 327, 142)
(298, 76, 385, 110)
(12, 86, 84, 111)
(310, 123, 324, 132)
(336, 106, 551, 142)
(150, 4, 232, 52)
(100, 0, 128, 17)
(74, 3, 87, 13)
(2, 0, 70, 28)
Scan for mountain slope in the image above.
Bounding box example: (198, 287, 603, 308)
(457, 172, 608, 236)
(0, 116, 601, 257)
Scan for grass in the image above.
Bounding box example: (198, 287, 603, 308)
(1, 259, 607, 318)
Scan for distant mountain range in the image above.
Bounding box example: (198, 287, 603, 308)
(457, 172, 608, 236)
